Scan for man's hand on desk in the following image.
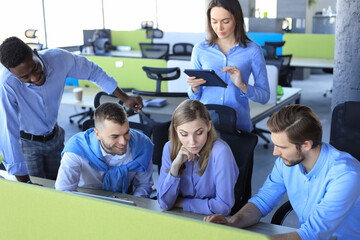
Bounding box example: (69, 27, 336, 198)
(204, 214, 233, 226)
(15, 174, 43, 186)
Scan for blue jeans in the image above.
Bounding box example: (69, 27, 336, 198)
(21, 126, 65, 180)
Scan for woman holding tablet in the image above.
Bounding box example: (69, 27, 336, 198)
(156, 99, 239, 215)
(187, 0, 270, 132)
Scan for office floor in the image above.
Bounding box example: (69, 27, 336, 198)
(58, 70, 333, 228)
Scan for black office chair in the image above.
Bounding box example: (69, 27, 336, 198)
(24, 29, 43, 50)
(132, 66, 188, 97)
(172, 43, 194, 56)
(271, 101, 360, 225)
(137, 111, 171, 173)
(277, 55, 293, 87)
(330, 101, 360, 161)
(69, 106, 94, 130)
(262, 41, 285, 60)
(139, 43, 169, 60)
(205, 104, 258, 215)
(145, 28, 164, 43)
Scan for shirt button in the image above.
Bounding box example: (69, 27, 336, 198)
(220, 97, 223, 100)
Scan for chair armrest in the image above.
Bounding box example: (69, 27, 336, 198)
(271, 200, 293, 225)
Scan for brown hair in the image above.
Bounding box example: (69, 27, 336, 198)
(267, 104, 322, 151)
(206, 0, 250, 47)
(94, 102, 127, 129)
(170, 99, 217, 176)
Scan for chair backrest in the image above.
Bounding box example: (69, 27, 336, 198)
(146, 28, 164, 40)
(132, 66, 188, 97)
(25, 29, 43, 50)
(277, 54, 293, 87)
(139, 43, 169, 60)
(330, 101, 360, 161)
(172, 43, 194, 56)
(263, 41, 285, 60)
(205, 104, 258, 215)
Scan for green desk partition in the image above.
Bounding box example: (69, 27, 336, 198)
(283, 33, 335, 59)
(111, 30, 151, 50)
(0, 179, 269, 240)
(81, 56, 167, 92)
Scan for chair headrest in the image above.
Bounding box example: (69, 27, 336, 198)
(205, 104, 239, 134)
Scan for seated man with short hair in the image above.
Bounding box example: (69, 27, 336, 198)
(55, 102, 154, 198)
(204, 104, 360, 240)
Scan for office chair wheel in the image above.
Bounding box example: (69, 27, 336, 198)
(69, 119, 74, 124)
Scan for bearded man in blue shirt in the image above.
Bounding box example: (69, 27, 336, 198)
(0, 37, 143, 184)
(204, 104, 360, 240)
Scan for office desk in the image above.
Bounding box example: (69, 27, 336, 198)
(291, 57, 334, 69)
(62, 86, 301, 123)
(0, 170, 296, 236)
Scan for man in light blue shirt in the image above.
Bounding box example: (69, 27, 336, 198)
(205, 104, 360, 240)
(0, 37, 143, 184)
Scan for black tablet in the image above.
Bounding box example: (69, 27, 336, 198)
(184, 69, 228, 88)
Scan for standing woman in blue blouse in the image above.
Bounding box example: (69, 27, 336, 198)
(187, 0, 270, 132)
(157, 99, 239, 215)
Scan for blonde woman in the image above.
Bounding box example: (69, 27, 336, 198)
(156, 99, 239, 216)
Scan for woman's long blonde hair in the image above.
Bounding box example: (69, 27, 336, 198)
(169, 99, 217, 176)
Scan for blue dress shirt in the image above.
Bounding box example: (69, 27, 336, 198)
(0, 49, 118, 175)
(157, 139, 239, 216)
(249, 143, 360, 240)
(188, 40, 270, 131)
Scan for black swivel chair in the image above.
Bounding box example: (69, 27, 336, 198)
(277, 55, 293, 87)
(271, 101, 360, 225)
(24, 29, 43, 50)
(132, 66, 188, 97)
(145, 28, 164, 43)
(262, 41, 294, 87)
(131, 66, 187, 172)
(205, 104, 258, 215)
(172, 43, 194, 56)
(139, 43, 170, 60)
(263, 41, 285, 59)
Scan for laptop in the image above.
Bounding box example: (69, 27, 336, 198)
(74, 191, 136, 206)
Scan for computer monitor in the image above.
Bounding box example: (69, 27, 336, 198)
(83, 29, 111, 46)
(83, 29, 112, 55)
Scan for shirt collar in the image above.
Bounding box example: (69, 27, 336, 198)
(303, 143, 326, 179)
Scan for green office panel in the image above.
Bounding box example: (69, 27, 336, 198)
(283, 34, 335, 58)
(78, 79, 100, 89)
(84, 56, 168, 92)
(111, 30, 151, 50)
(0, 179, 270, 240)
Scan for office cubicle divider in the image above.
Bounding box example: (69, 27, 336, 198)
(283, 34, 335, 59)
(0, 179, 270, 240)
(111, 30, 151, 51)
(82, 56, 167, 92)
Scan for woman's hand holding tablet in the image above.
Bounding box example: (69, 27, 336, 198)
(184, 69, 228, 89)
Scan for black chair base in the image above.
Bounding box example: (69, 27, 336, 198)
(69, 107, 94, 129)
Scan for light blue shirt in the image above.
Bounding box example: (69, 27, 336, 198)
(156, 139, 239, 216)
(249, 143, 360, 240)
(0, 49, 118, 175)
(188, 40, 270, 131)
